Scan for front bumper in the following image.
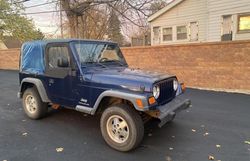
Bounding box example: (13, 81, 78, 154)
(157, 94, 191, 127)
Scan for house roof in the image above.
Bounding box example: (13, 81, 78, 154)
(148, 0, 185, 22)
(3, 36, 22, 49)
(0, 41, 7, 49)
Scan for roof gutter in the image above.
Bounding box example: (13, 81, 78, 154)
(148, 0, 185, 22)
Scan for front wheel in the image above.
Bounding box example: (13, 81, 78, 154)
(100, 104, 144, 152)
(22, 87, 48, 119)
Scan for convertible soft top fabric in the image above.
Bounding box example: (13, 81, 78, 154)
(21, 41, 46, 74)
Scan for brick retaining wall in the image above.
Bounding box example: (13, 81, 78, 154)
(0, 48, 20, 70)
(122, 41, 250, 93)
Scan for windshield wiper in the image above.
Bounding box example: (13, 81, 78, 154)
(84, 61, 108, 68)
(102, 59, 126, 66)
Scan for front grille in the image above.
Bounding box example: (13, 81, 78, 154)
(156, 79, 176, 105)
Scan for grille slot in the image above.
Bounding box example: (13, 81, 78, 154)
(156, 79, 176, 105)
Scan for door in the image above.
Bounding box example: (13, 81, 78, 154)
(153, 26, 160, 45)
(221, 15, 233, 41)
(45, 43, 75, 106)
(189, 22, 198, 41)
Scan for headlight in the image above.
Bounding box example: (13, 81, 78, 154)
(173, 79, 178, 91)
(153, 85, 160, 99)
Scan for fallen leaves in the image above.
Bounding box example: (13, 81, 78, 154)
(244, 141, 250, 145)
(203, 132, 210, 136)
(165, 156, 172, 161)
(208, 155, 215, 160)
(56, 147, 64, 152)
(191, 129, 196, 132)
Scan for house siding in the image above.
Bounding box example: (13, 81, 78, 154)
(150, 0, 208, 45)
(207, 0, 250, 41)
(150, 0, 250, 45)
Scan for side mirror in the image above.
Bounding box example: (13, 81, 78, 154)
(57, 57, 69, 68)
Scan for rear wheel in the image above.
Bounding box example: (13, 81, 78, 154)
(22, 87, 48, 119)
(100, 104, 144, 152)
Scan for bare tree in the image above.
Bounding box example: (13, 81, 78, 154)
(59, 0, 159, 39)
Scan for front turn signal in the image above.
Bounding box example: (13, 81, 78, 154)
(148, 97, 156, 105)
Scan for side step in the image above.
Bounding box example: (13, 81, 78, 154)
(75, 105, 93, 114)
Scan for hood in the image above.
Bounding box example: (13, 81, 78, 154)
(86, 67, 175, 92)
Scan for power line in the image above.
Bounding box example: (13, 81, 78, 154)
(21, 3, 98, 15)
(21, 10, 64, 15)
(13, 0, 30, 4)
(1, 1, 57, 12)
(24, 1, 58, 9)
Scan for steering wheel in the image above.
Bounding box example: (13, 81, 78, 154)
(98, 57, 108, 62)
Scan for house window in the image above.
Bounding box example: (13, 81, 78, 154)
(238, 14, 250, 33)
(177, 26, 187, 40)
(162, 27, 172, 41)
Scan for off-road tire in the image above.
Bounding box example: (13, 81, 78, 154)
(22, 87, 48, 119)
(100, 104, 144, 152)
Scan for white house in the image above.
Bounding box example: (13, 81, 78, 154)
(148, 0, 250, 45)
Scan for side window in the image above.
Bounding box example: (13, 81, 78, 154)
(238, 14, 250, 33)
(48, 46, 69, 68)
(177, 26, 187, 40)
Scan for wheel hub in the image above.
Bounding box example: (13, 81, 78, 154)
(25, 95, 37, 114)
(106, 115, 129, 143)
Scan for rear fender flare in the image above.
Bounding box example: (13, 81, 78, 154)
(20, 78, 50, 102)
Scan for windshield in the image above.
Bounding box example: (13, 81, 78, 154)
(72, 42, 127, 66)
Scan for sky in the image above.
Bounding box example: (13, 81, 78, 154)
(23, 0, 60, 37)
(22, 0, 173, 39)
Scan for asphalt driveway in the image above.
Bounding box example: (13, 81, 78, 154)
(0, 70, 250, 161)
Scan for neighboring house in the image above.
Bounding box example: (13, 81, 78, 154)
(148, 0, 250, 45)
(3, 36, 22, 48)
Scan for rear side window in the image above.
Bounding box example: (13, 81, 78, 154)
(48, 46, 69, 68)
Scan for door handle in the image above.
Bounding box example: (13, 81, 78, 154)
(49, 79, 54, 86)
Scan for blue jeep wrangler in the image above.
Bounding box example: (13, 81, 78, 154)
(18, 39, 191, 151)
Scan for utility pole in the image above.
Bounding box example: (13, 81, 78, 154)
(59, 0, 63, 38)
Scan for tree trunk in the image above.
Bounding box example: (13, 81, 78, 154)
(60, 0, 77, 38)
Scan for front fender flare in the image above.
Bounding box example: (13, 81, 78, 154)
(90, 90, 149, 115)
